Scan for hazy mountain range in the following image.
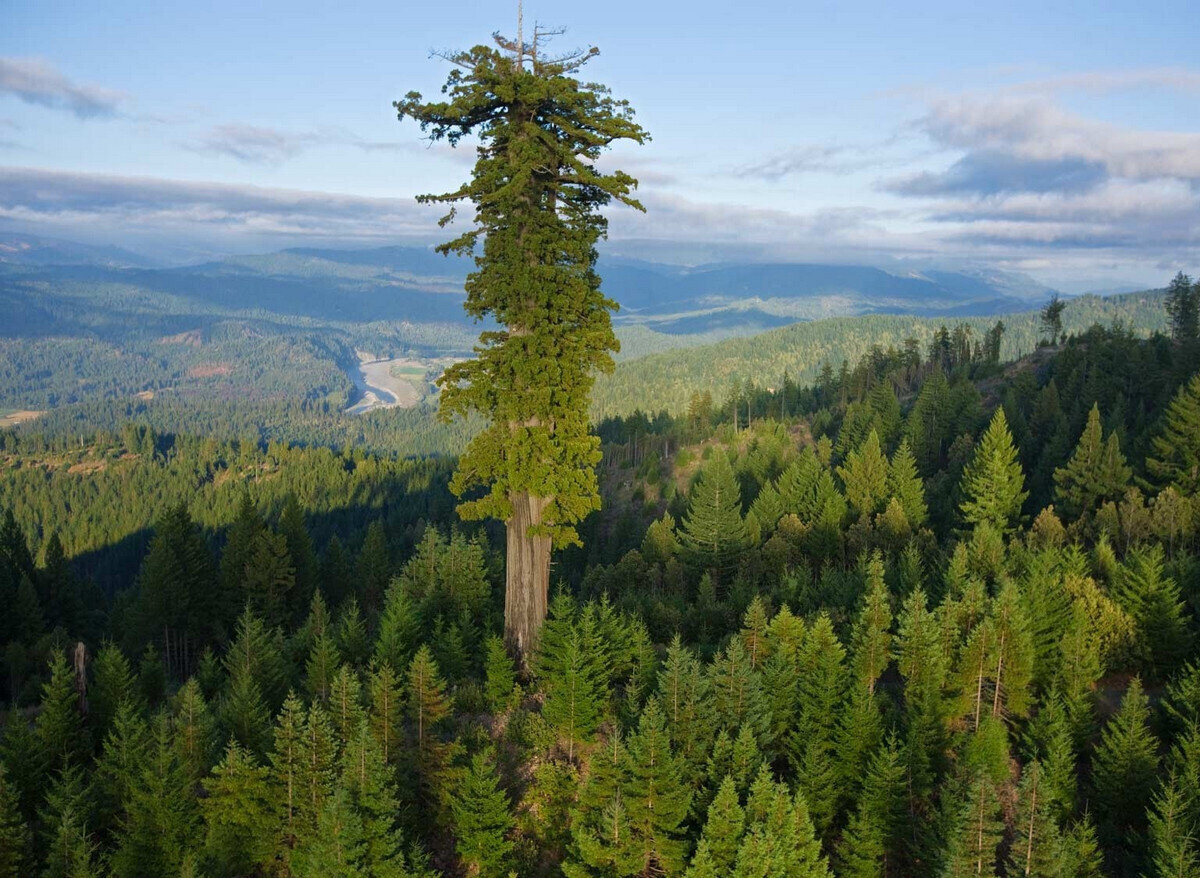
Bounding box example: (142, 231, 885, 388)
(2, 232, 1061, 343)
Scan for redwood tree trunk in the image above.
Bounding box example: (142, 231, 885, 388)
(505, 490, 552, 664)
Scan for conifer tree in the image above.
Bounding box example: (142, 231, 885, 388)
(1092, 677, 1158, 874)
(836, 738, 905, 878)
(374, 583, 419, 675)
(888, 439, 928, 529)
(35, 652, 86, 771)
(959, 408, 1028, 534)
(1145, 772, 1200, 878)
(243, 528, 295, 629)
(788, 613, 847, 838)
(734, 768, 831, 878)
(563, 733, 640, 878)
(1114, 544, 1191, 680)
(109, 714, 201, 878)
(328, 663, 366, 752)
(0, 765, 29, 878)
(1166, 271, 1199, 342)
(220, 492, 263, 616)
(453, 750, 515, 877)
(1054, 404, 1131, 521)
(40, 788, 97, 878)
(279, 492, 318, 618)
(1007, 761, 1066, 878)
(367, 662, 403, 766)
(708, 638, 770, 745)
(223, 606, 287, 711)
(698, 775, 745, 874)
(88, 641, 141, 746)
(339, 722, 411, 878)
(624, 698, 692, 875)
(397, 30, 648, 661)
(483, 634, 518, 712)
(1148, 373, 1200, 495)
(356, 521, 391, 616)
(679, 453, 749, 583)
(221, 657, 271, 756)
(95, 699, 149, 833)
(305, 630, 339, 702)
(172, 678, 214, 782)
(656, 636, 713, 779)
(201, 741, 276, 876)
(536, 597, 606, 760)
(839, 430, 890, 520)
(270, 693, 309, 853)
(940, 774, 1004, 878)
(291, 787, 367, 878)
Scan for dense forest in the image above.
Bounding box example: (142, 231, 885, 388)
(1, 275, 1199, 876)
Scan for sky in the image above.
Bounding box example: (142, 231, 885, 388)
(1, 0, 1198, 290)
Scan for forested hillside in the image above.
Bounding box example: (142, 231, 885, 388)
(592, 289, 1168, 418)
(2, 281, 1200, 876)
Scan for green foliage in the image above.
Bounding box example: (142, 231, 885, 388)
(1149, 373, 1200, 495)
(678, 453, 749, 581)
(398, 36, 648, 548)
(959, 407, 1028, 533)
(1092, 677, 1158, 874)
(201, 741, 276, 876)
(453, 750, 514, 877)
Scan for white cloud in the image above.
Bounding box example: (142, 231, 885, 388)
(0, 57, 126, 119)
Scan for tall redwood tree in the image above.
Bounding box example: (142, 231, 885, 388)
(396, 31, 648, 661)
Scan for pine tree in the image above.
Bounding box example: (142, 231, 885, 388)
(374, 582, 419, 674)
(940, 774, 1004, 878)
(697, 776, 745, 874)
(0, 765, 29, 878)
(1145, 772, 1200, 878)
(201, 741, 276, 876)
(1054, 404, 1131, 521)
(328, 663, 366, 752)
(788, 613, 847, 838)
(483, 635, 518, 712)
(850, 552, 893, 695)
(678, 453, 749, 583)
(624, 698, 692, 875)
(405, 645, 454, 809)
(1166, 271, 1199, 342)
(1114, 544, 1191, 681)
(888, 439, 928, 529)
(279, 492, 318, 620)
(1007, 761, 1065, 878)
(339, 721, 411, 878)
(243, 528, 295, 629)
(367, 662, 403, 765)
(1148, 374, 1200, 495)
(292, 787, 366, 878)
(35, 652, 86, 771)
(836, 738, 905, 878)
(536, 597, 607, 760)
(839, 430, 890, 520)
(109, 714, 201, 878)
(89, 641, 142, 747)
(1092, 677, 1158, 874)
(959, 407, 1028, 533)
(220, 492, 263, 620)
(453, 750, 515, 877)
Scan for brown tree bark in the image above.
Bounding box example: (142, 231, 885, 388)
(505, 490, 552, 664)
